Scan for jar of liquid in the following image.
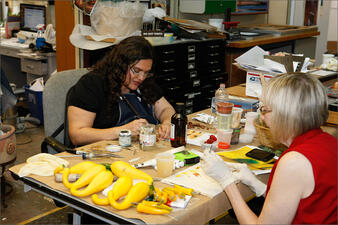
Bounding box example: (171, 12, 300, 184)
(139, 124, 156, 150)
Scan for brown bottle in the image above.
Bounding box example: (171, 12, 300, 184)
(170, 103, 187, 147)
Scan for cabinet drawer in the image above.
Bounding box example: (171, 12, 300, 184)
(21, 58, 48, 75)
(0, 47, 18, 58)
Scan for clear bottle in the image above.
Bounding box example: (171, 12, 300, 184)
(170, 103, 187, 147)
(214, 83, 229, 113)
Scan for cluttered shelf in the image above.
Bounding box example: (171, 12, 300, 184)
(228, 30, 320, 48)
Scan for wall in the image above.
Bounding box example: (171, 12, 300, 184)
(268, 0, 288, 24)
(327, 0, 337, 41)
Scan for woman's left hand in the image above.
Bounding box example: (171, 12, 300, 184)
(158, 122, 171, 139)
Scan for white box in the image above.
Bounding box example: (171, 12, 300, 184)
(246, 71, 276, 98)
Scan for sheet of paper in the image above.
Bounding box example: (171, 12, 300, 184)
(186, 130, 214, 146)
(235, 46, 267, 67)
(309, 70, 337, 76)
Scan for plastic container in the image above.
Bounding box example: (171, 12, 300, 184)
(216, 112, 232, 130)
(244, 112, 259, 135)
(214, 83, 229, 113)
(24, 85, 44, 124)
(216, 129, 233, 146)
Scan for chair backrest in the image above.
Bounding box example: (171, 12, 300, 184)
(43, 68, 88, 153)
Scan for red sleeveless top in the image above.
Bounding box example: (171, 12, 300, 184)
(266, 128, 338, 224)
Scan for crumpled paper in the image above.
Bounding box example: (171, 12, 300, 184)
(69, 24, 141, 50)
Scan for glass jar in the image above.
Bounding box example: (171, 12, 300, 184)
(139, 124, 156, 150)
(119, 130, 131, 147)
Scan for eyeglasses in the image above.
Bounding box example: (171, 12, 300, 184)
(130, 66, 153, 79)
(259, 105, 272, 115)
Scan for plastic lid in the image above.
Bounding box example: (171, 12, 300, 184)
(218, 142, 230, 149)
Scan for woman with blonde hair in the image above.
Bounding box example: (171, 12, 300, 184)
(202, 73, 337, 224)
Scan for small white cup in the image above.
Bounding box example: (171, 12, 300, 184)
(323, 54, 334, 65)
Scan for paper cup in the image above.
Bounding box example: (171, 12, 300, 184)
(156, 153, 174, 178)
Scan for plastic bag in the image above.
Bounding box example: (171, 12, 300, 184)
(90, 1, 146, 36)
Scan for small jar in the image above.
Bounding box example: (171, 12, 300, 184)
(139, 124, 156, 150)
(119, 130, 131, 147)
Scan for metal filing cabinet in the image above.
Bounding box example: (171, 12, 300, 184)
(153, 39, 227, 114)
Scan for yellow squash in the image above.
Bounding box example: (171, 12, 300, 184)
(110, 161, 153, 185)
(109, 182, 150, 210)
(136, 202, 170, 215)
(92, 176, 133, 206)
(63, 164, 105, 189)
(71, 169, 114, 197)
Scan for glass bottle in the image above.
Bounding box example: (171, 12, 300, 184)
(170, 103, 187, 147)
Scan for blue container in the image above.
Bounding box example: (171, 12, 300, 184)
(24, 85, 44, 124)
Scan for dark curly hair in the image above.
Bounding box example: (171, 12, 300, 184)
(90, 36, 157, 112)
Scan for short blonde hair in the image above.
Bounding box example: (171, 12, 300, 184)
(262, 73, 328, 143)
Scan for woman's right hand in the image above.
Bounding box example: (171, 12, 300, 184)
(123, 119, 148, 136)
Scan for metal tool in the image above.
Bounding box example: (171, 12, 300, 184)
(58, 152, 123, 160)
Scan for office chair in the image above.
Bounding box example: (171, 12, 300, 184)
(41, 68, 88, 154)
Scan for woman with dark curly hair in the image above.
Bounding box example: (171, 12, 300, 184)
(67, 36, 175, 146)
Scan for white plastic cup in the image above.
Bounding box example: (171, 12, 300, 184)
(217, 129, 233, 145)
(323, 54, 334, 65)
(244, 112, 259, 135)
(231, 107, 243, 128)
(156, 153, 175, 178)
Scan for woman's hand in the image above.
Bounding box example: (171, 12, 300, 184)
(123, 119, 148, 136)
(158, 122, 171, 139)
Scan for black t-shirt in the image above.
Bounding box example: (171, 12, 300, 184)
(67, 71, 163, 128)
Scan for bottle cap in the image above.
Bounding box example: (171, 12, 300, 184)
(175, 102, 185, 111)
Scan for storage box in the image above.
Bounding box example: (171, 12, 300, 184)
(25, 86, 44, 124)
(228, 96, 259, 111)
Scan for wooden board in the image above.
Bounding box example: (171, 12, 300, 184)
(163, 17, 217, 32)
(238, 24, 318, 36)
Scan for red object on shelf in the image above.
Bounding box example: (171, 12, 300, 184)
(223, 21, 240, 30)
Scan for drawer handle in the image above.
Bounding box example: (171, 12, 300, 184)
(168, 86, 180, 91)
(188, 54, 195, 61)
(209, 61, 219, 65)
(210, 69, 221, 73)
(188, 62, 195, 70)
(162, 59, 175, 63)
(164, 77, 176, 82)
(163, 68, 175, 73)
(163, 50, 175, 54)
(187, 45, 196, 53)
(209, 53, 220, 57)
(186, 101, 193, 107)
(26, 65, 34, 69)
(193, 80, 200, 87)
(209, 45, 220, 49)
(190, 71, 197, 79)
